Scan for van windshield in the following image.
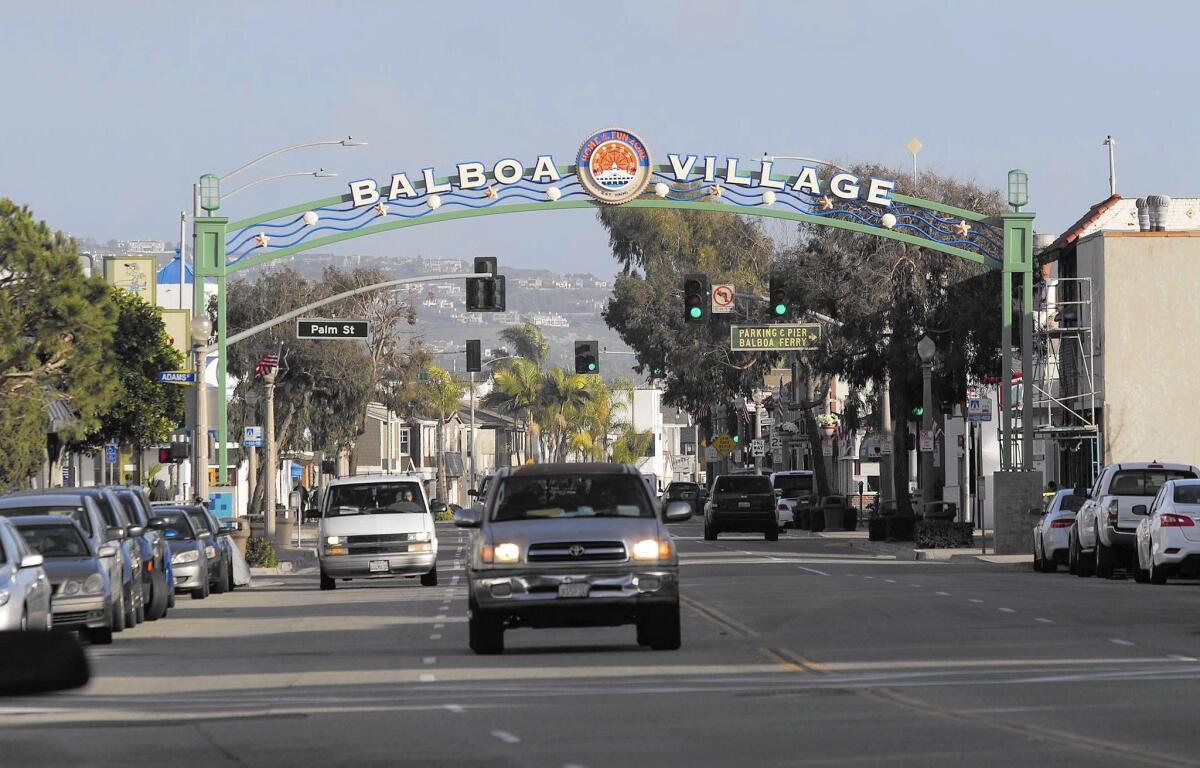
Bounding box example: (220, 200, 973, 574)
(772, 474, 814, 499)
(325, 482, 425, 517)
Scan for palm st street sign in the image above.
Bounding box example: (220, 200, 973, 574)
(730, 324, 821, 352)
(296, 319, 370, 339)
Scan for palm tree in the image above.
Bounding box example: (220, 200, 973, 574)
(421, 365, 465, 502)
(611, 423, 653, 466)
(538, 368, 593, 462)
(498, 323, 550, 371)
(482, 358, 541, 463)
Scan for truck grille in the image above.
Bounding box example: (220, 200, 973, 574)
(527, 541, 627, 562)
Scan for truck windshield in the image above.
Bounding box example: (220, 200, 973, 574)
(324, 482, 425, 517)
(492, 475, 652, 521)
(772, 475, 814, 498)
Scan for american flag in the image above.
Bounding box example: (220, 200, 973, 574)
(254, 350, 280, 377)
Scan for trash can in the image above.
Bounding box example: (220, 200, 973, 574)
(822, 496, 848, 532)
(273, 505, 293, 548)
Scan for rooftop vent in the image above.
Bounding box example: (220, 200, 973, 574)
(1136, 197, 1150, 231)
(1146, 194, 1171, 231)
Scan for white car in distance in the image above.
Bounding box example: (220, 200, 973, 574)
(1133, 479, 1200, 584)
(1033, 489, 1084, 573)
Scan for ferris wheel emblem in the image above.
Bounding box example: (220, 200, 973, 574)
(576, 127, 653, 205)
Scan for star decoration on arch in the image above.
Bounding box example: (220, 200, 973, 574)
(373, 202, 388, 217)
(485, 186, 498, 200)
(954, 220, 972, 238)
(254, 233, 270, 249)
(708, 184, 722, 199)
(818, 196, 834, 211)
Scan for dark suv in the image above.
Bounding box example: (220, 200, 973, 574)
(705, 474, 778, 541)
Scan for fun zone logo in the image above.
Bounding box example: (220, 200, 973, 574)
(576, 127, 652, 205)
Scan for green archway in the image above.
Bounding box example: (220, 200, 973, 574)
(193, 140, 1035, 485)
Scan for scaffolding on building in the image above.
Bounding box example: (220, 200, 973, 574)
(1031, 276, 1102, 486)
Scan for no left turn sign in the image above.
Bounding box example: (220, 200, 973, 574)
(711, 283, 735, 314)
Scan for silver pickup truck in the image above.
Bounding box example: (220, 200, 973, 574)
(455, 463, 691, 655)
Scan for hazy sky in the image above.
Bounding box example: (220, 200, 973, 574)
(3, 1, 1195, 277)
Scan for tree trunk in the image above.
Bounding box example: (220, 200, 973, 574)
(249, 399, 299, 516)
(435, 417, 447, 502)
(889, 373, 914, 517)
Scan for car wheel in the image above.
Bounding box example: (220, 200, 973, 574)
(19, 608, 27, 632)
(420, 564, 438, 587)
(1149, 556, 1168, 585)
(468, 599, 504, 655)
(1074, 535, 1095, 577)
(1095, 538, 1115, 579)
(212, 561, 230, 594)
(167, 590, 175, 609)
(319, 569, 336, 591)
(765, 527, 779, 542)
(146, 568, 169, 621)
(135, 600, 145, 625)
(86, 624, 113, 645)
(645, 602, 682, 651)
(226, 563, 237, 592)
(191, 577, 209, 600)
(1033, 538, 1045, 572)
(112, 594, 126, 633)
(1041, 540, 1057, 573)
(704, 523, 717, 541)
(1133, 549, 1151, 583)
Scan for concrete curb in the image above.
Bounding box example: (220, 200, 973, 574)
(811, 531, 1034, 567)
(248, 545, 318, 577)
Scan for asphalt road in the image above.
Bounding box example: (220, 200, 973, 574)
(5, 520, 1200, 767)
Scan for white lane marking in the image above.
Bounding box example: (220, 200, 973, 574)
(863, 575, 875, 579)
(492, 730, 521, 744)
(1035, 618, 1054, 624)
(437, 614, 447, 619)
(434, 623, 445, 629)
(420, 674, 436, 682)
(1169, 654, 1198, 661)
(935, 591, 950, 596)
(884, 579, 896, 584)
(445, 704, 465, 714)
(797, 566, 830, 576)
(998, 607, 1016, 613)
(1109, 638, 1135, 646)
(423, 657, 437, 665)
(910, 584, 923, 588)
(969, 599, 984, 603)
(430, 634, 442, 640)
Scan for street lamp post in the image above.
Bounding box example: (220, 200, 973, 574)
(191, 317, 212, 503)
(264, 364, 278, 539)
(917, 335, 936, 508)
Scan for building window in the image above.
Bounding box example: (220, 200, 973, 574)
(399, 428, 411, 456)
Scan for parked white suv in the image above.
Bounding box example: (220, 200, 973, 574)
(1070, 462, 1199, 578)
(317, 475, 438, 591)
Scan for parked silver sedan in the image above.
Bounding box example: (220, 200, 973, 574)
(1032, 489, 1084, 573)
(456, 463, 691, 655)
(0, 517, 52, 632)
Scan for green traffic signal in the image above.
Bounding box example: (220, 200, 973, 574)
(911, 406, 924, 418)
(689, 306, 702, 319)
(773, 302, 787, 316)
(732, 435, 740, 444)
(588, 362, 597, 372)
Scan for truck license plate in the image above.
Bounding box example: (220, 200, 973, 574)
(368, 560, 389, 573)
(557, 583, 589, 598)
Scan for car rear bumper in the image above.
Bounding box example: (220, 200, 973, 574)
(1100, 526, 1137, 550)
(711, 513, 776, 531)
(319, 552, 436, 578)
(51, 596, 109, 630)
(470, 568, 678, 627)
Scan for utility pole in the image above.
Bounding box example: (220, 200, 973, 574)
(880, 372, 894, 503)
(753, 392, 763, 476)
(918, 336, 936, 508)
(469, 371, 477, 492)
(264, 365, 278, 538)
(1103, 135, 1117, 197)
(191, 318, 211, 503)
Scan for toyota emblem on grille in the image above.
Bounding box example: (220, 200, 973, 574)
(568, 544, 586, 558)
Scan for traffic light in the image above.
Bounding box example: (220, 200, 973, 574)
(159, 443, 190, 463)
(769, 277, 788, 318)
(466, 257, 506, 312)
(158, 448, 171, 464)
(683, 273, 709, 323)
(909, 405, 925, 420)
(574, 340, 598, 374)
(465, 339, 481, 372)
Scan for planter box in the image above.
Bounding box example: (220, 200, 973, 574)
(823, 507, 846, 531)
(885, 516, 915, 542)
(915, 520, 975, 549)
(867, 517, 888, 541)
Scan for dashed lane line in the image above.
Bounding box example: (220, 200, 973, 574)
(423, 657, 437, 665)
(445, 704, 466, 714)
(797, 566, 830, 576)
(1035, 618, 1054, 624)
(420, 674, 436, 683)
(492, 730, 521, 744)
(998, 608, 1016, 613)
(430, 634, 443, 640)
(1109, 638, 1136, 646)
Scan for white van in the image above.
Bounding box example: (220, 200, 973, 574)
(317, 474, 438, 590)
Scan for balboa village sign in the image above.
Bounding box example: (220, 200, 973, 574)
(346, 127, 897, 210)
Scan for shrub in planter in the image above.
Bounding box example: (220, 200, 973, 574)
(842, 507, 858, 531)
(885, 515, 915, 542)
(915, 520, 975, 549)
(245, 536, 277, 568)
(808, 507, 826, 533)
(867, 516, 888, 540)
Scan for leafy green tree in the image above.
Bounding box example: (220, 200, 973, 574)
(78, 287, 185, 459)
(421, 366, 465, 501)
(611, 423, 653, 466)
(497, 322, 550, 371)
(0, 200, 118, 489)
(535, 368, 593, 462)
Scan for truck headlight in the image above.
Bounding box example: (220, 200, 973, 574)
(83, 574, 105, 595)
(409, 532, 431, 543)
(632, 538, 671, 561)
(494, 542, 520, 564)
(325, 535, 343, 545)
(172, 550, 198, 564)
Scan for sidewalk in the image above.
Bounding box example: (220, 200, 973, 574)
(248, 522, 319, 576)
(811, 529, 1033, 566)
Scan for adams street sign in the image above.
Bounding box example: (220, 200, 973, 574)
(730, 324, 821, 352)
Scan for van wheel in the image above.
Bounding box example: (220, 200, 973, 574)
(319, 569, 336, 591)
(420, 564, 438, 587)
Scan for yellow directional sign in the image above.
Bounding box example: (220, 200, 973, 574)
(713, 433, 735, 457)
(730, 324, 820, 352)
